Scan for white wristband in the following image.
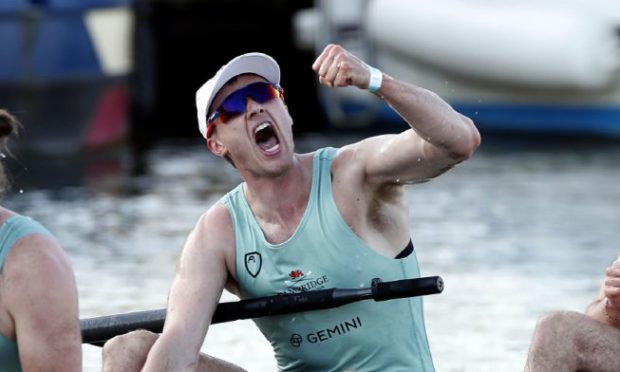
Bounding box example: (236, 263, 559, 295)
(367, 65, 383, 93)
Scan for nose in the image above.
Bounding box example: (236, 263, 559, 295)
(245, 97, 265, 119)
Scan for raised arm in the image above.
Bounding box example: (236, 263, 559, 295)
(4, 234, 81, 372)
(585, 253, 620, 327)
(142, 203, 235, 371)
(312, 44, 480, 185)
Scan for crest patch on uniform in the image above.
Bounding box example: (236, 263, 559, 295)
(244, 251, 262, 278)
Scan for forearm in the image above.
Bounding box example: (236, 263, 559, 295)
(142, 283, 213, 372)
(143, 335, 200, 372)
(377, 73, 480, 158)
(143, 233, 226, 371)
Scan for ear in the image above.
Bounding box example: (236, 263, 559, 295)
(207, 135, 228, 158)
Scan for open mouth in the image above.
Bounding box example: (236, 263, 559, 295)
(254, 122, 280, 153)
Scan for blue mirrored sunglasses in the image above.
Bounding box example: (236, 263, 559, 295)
(206, 82, 284, 137)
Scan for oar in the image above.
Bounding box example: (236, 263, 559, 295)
(81, 276, 444, 346)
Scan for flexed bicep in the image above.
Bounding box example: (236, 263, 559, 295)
(348, 130, 462, 187)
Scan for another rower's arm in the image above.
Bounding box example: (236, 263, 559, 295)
(585, 254, 620, 328)
(7, 235, 81, 371)
(143, 204, 233, 371)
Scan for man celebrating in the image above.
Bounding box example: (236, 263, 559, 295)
(103, 44, 480, 371)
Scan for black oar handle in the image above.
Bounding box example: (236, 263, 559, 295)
(81, 309, 167, 347)
(213, 287, 342, 323)
(81, 276, 443, 346)
(371, 276, 444, 301)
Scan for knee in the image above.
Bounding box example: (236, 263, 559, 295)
(532, 311, 584, 344)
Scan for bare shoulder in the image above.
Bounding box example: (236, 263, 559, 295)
(192, 201, 234, 251)
(0, 233, 75, 335)
(332, 142, 364, 175)
(3, 233, 73, 285)
(331, 136, 397, 185)
(1, 232, 80, 370)
(185, 201, 237, 279)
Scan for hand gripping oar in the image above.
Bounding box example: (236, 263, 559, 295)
(81, 276, 443, 346)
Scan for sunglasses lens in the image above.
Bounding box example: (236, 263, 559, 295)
(246, 83, 281, 103)
(209, 83, 284, 129)
(220, 92, 247, 116)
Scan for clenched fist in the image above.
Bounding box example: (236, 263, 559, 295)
(312, 44, 372, 89)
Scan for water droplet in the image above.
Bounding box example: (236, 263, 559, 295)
(475, 111, 478, 115)
(19, 189, 23, 194)
(0, 153, 5, 158)
(396, 178, 400, 183)
(417, 158, 422, 162)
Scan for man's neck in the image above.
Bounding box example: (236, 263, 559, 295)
(242, 153, 313, 228)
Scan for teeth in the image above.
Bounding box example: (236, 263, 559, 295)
(255, 122, 271, 133)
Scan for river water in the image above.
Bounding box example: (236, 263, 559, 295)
(5, 133, 620, 371)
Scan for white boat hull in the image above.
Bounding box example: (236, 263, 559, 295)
(295, 0, 620, 136)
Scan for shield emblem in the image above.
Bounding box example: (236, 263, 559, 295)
(244, 252, 262, 278)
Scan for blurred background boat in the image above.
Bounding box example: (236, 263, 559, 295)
(0, 0, 321, 159)
(0, 0, 132, 154)
(2, 0, 619, 159)
(293, 0, 620, 137)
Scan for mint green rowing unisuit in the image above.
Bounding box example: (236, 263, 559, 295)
(222, 147, 435, 372)
(0, 215, 54, 372)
